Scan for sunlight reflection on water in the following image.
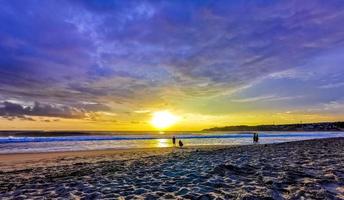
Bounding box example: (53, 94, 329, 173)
(156, 138, 170, 148)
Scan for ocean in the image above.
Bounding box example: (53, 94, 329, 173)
(0, 131, 343, 154)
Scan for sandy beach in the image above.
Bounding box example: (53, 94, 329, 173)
(0, 138, 343, 200)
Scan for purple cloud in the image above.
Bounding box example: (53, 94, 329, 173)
(0, 0, 344, 118)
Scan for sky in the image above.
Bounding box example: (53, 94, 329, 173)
(0, 0, 344, 131)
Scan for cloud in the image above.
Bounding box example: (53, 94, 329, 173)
(0, 0, 344, 121)
(0, 101, 85, 119)
(319, 82, 344, 89)
(231, 95, 304, 103)
(134, 110, 151, 114)
(79, 101, 111, 112)
(301, 100, 344, 115)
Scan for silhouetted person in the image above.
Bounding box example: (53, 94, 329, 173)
(253, 133, 259, 143)
(179, 140, 184, 148)
(256, 133, 259, 143)
(172, 136, 176, 146)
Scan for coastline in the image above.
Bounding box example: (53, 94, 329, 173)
(1, 138, 343, 199)
(2, 132, 344, 155)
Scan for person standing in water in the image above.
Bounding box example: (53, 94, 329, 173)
(179, 140, 184, 148)
(172, 136, 176, 146)
(255, 133, 259, 143)
(253, 133, 256, 143)
(253, 133, 259, 143)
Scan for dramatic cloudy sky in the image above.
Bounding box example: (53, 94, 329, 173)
(0, 0, 344, 130)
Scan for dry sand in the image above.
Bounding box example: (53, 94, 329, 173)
(0, 138, 343, 199)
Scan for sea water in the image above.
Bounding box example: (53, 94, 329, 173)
(0, 131, 343, 154)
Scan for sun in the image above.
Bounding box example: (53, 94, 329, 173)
(150, 111, 179, 130)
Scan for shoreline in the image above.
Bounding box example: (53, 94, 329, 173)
(1, 138, 344, 199)
(0, 137, 343, 172)
(0, 145, 232, 172)
(1, 132, 343, 156)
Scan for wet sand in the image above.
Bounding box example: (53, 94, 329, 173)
(0, 138, 343, 199)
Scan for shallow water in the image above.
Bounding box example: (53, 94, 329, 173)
(0, 131, 343, 153)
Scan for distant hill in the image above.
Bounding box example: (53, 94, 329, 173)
(203, 122, 344, 132)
